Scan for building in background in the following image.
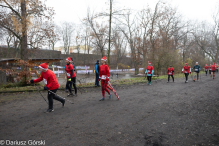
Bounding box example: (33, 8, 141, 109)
(54, 45, 93, 54)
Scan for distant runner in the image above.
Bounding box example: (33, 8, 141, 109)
(193, 62, 201, 81)
(204, 64, 208, 76)
(145, 61, 154, 85)
(182, 63, 191, 83)
(211, 63, 216, 79)
(167, 65, 174, 83)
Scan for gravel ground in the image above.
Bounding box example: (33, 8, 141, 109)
(0, 74, 219, 146)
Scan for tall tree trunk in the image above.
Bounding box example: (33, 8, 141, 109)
(107, 0, 112, 65)
(21, 0, 28, 60)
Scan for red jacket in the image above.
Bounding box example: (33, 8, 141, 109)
(183, 66, 191, 73)
(168, 67, 174, 75)
(204, 66, 208, 71)
(34, 69, 59, 90)
(146, 65, 154, 75)
(99, 64, 110, 80)
(211, 65, 216, 71)
(65, 64, 76, 78)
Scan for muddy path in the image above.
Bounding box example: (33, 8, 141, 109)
(0, 74, 219, 146)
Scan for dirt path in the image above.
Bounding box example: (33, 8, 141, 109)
(0, 74, 219, 146)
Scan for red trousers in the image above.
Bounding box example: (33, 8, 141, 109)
(101, 80, 110, 97)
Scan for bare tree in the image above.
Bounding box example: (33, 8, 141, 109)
(213, 7, 219, 63)
(0, 0, 54, 60)
(118, 10, 140, 74)
(59, 22, 74, 54)
(84, 11, 108, 56)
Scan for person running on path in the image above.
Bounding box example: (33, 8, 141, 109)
(204, 64, 208, 76)
(65, 57, 77, 96)
(182, 63, 191, 83)
(145, 61, 154, 85)
(193, 62, 201, 81)
(99, 56, 111, 101)
(65, 58, 76, 92)
(30, 63, 65, 113)
(211, 63, 216, 79)
(95, 60, 100, 87)
(167, 65, 174, 83)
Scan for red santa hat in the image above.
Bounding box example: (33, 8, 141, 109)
(39, 63, 48, 70)
(101, 56, 107, 62)
(185, 63, 188, 65)
(66, 57, 71, 62)
(148, 61, 151, 65)
(213, 63, 216, 65)
(206, 64, 207, 66)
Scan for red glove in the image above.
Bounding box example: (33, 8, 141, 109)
(106, 77, 109, 82)
(181, 71, 183, 73)
(98, 78, 100, 81)
(190, 72, 191, 74)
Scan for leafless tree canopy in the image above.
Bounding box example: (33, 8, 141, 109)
(0, 0, 218, 74)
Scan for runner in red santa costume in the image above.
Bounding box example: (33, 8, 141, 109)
(145, 61, 154, 85)
(204, 64, 208, 76)
(211, 63, 216, 79)
(30, 63, 65, 113)
(65, 57, 77, 96)
(182, 63, 191, 83)
(167, 65, 174, 83)
(99, 56, 111, 101)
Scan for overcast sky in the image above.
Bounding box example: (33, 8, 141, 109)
(45, 0, 219, 48)
(46, 0, 219, 24)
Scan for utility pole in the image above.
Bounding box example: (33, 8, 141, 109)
(108, 0, 112, 65)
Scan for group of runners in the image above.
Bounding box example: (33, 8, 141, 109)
(30, 56, 120, 113)
(144, 61, 218, 84)
(30, 56, 218, 113)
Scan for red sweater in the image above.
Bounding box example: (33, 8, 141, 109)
(34, 69, 59, 90)
(183, 66, 191, 73)
(65, 64, 76, 78)
(168, 67, 174, 75)
(204, 66, 208, 70)
(211, 65, 216, 71)
(146, 65, 154, 75)
(99, 64, 110, 80)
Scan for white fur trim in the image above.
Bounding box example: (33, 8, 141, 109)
(66, 58, 71, 62)
(39, 66, 48, 70)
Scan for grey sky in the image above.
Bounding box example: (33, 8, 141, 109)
(46, 0, 219, 24)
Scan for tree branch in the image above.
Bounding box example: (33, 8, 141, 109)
(2, 0, 21, 19)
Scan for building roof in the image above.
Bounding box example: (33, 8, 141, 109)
(0, 58, 63, 65)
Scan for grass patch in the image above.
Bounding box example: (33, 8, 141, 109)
(0, 72, 205, 93)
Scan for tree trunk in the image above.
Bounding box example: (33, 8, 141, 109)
(107, 0, 112, 65)
(21, 0, 28, 60)
(215, 47, 219, 63)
